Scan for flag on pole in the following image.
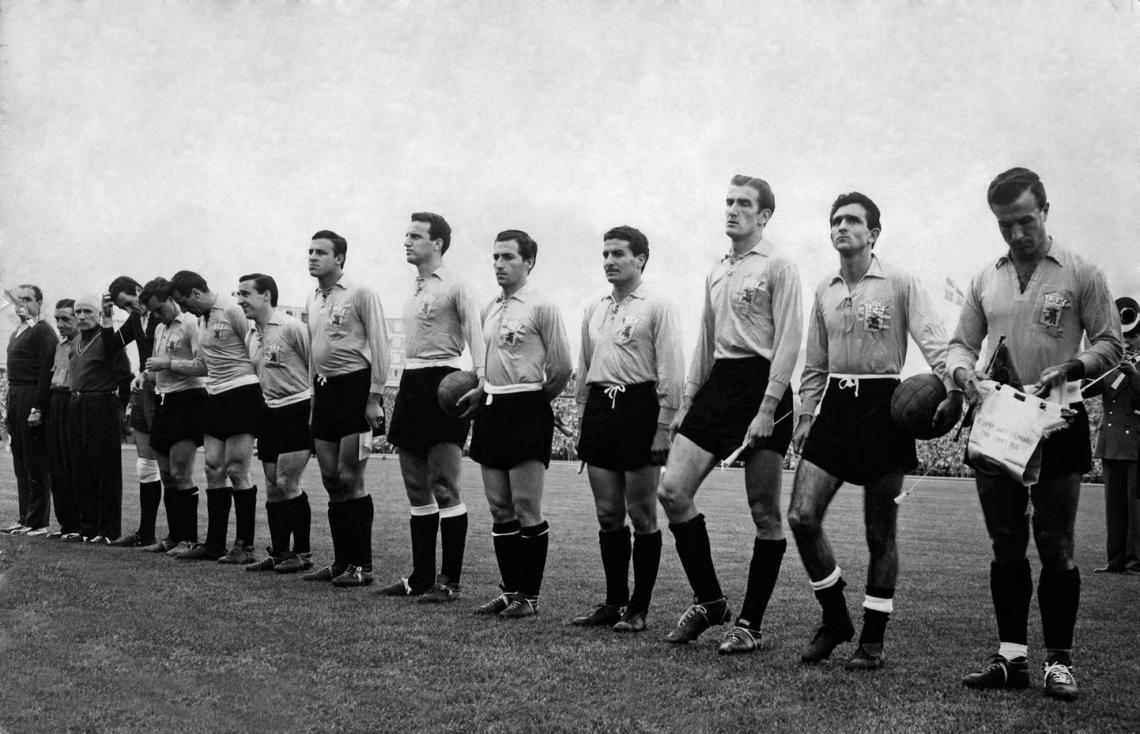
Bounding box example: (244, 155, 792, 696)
(944, 276, 965, 306)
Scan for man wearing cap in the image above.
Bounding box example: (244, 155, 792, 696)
(950, 167, 1122, 701)
(1089, 296, 1140, 575)
(68, 295, 132, 543)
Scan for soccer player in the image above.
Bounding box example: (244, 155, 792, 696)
(949, 167, 1122, 701)
(102, 276, 165, 549)
(302, 230, 389, 588)
(569, 226, 682, 633)
(656, 175, 802, 650)
(236, 273, 314, 574)
(170, 270, 263, 564)
(131, 276, 208, 556)
(45, 299, 80, 540)
(379, 212, 484, 602)
(787, 192, 963, 669)
(468, 230, 572, 618)
(3, 284, 57, 536)
(68, 295, 133, 543)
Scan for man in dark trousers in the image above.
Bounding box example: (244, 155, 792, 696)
(1090, 297, 1140, 574)
(3, 283, 57, 536)
(45, 299, 81, 540)
(69, 294, 132, 543)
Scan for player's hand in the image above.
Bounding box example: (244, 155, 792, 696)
(744, 408, 775, 448)
(791, 415, 813, 455)
(668, 405, 688, 442)
(365, 396, 385, 433)
(650, 423, 671, 465)
(954, 367, 984, 405)
(101, 293, 115, 318)
(933, 390, 964, 430)
(130, 374, 146, 393)
(27, 408, 42, 428)
(458, 384, 485, 421)
(145, 356, 171, 372)
(1118, 359, 1137, 377)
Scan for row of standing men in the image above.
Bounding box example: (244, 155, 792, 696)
(3, 167, 1124, 702)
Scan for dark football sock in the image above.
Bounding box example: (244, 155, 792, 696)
(519, 521, 550, 597)
(627, 530, 662, 615)
(204, 487, 232, 550)
(348, 495, 374, 572)
(992, 559, 1033, 646)
(440, 506, 468, 584)
(179, 488, 199, 544)
(492, 520, 522, 592)
(410, 510, 440, 588)
(859, 586, 895, 645)
(1039, 566, 1080, 652)
(669, 514, 724, 603)
(290, 492, 311, 554)
(233, 486, 257, 547)
(266, 500, 290, 555)
(599, 526, 632, 607)
(327, 501, 345, 570)
(161, 486, 178, 542)
(138, 481, 162, 539)
(813, 576, 851, 631)
(737, 538, 786, 631)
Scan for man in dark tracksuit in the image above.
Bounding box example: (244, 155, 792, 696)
(69, 295, 132, 543)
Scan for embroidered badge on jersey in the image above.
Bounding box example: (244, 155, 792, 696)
(862, 301, 891, 332)
(264, 342, 283, 366)
(615, 315, 641, 344)
(209, 320, 230, 342)
(329, 305, 349, 329)
(499, 319, 526, 348)
(161, 331, 182, 355)
(736, 276, 763, 307)
(1039, 292, 1070, 329)
(416, 295, 436, 320)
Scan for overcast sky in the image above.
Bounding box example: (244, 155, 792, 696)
(1, 1, 1137, 376)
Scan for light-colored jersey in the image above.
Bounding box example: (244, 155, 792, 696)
(686, 238, 802, 402)
(51, 337, 73, 390)
(198, 293, 258, 395)
(799, 255, 953, 417)
(576, 282, 684, 426)
(402, 264, 485, 376)
(248, 309, 311, 407)
(153, 312, 207, 395)
(947, 240, 1122, 386)
(307, 274, 389, 394)
(481, 283, 572, 399)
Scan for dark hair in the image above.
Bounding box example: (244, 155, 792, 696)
(603, 225, 649, 271)
(495, 229, 537, 266)
(170, 270, 209, 297)
(830, 192, 882, 232)
(239, 273, 279, 307)
(17, 284, 43, 303)
(312, 230, 347, 266)
(987, 167, 1048, 210)
(411, 212, 452, 255)
(55, 298, 75, 311)
(107, 276, 142, 300)
(139, 276, 175, 305)
(730, 174, 776, 215)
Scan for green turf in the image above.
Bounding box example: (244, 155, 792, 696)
(0, 452, 1137, 732)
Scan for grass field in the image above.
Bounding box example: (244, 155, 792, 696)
(1, 450, 1137, 733)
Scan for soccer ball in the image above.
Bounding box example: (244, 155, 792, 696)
(436, 371, 480, 417)
(890, 373, 954, 440)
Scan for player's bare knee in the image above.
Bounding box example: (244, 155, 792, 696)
(787, 503, 819, 538)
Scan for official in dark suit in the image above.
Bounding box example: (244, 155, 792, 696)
(1092, 296, 1140, 574)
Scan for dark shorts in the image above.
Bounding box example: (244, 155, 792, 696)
(204, 383, 263, 440)
(576, 382, 661, 471)
(257, 399, 313, 463)
(150, 388, 207, 456)
(388, 366, 471, 454)
(129, 383, 158, 434)
(679, 357, 794, 461)
(965, 402, 1091, 481)
(311, 368, 371, 442)
(802, 377, 916, 486)
(469, 391, 554, 470)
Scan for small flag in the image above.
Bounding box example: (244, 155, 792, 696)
(944, 277, 965, 306)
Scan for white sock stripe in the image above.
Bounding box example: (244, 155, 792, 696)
(409, 504, 440, 517)
(136, 458, 160, 483)
(809, 566, 842, 591)
(999, 642, 1029, 661)
(491, 530, 519, 537)
(439, 503, 468, 519)
(863, 595, 894, 613)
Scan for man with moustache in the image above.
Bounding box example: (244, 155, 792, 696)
(45, 299, 81, 540)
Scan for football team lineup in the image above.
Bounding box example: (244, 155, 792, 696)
(2, 169, 1131, 716)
